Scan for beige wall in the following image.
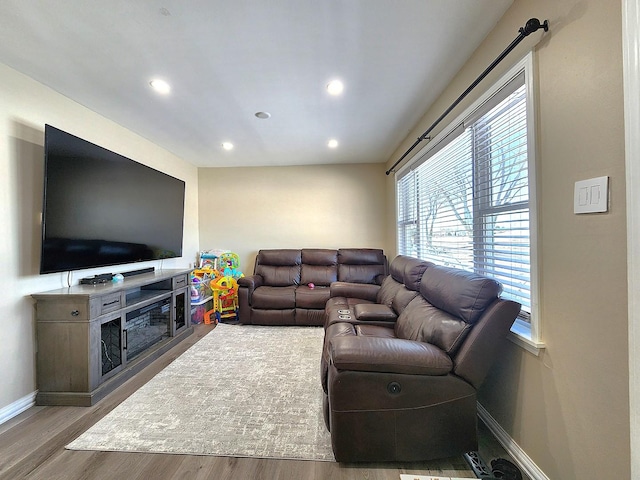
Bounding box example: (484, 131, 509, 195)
(386, 0, 629, 478)
(198, 163, 389, 272)
(0, 63, 199, 413)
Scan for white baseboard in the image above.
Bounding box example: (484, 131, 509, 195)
(0, 391, 37, 426)
(477, 402, 550, 480)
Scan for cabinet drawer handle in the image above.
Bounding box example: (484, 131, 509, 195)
(103, 299, 120, 307)
(71, 310, 79, 317)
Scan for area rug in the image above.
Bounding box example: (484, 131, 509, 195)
(66, 323, 334, 461)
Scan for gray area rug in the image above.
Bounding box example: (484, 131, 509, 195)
(67, 323, 334, 461)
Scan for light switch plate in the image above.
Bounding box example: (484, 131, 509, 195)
(574, 176, 608, 214)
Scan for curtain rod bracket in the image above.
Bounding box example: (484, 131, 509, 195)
(519, 18, 549, 36)
(385, 17, 549, 176)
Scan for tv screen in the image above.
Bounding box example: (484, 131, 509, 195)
(40, 125, 186, 274)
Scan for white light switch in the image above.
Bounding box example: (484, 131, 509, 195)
(574, 176, 608, 214)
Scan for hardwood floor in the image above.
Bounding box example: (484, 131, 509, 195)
(0, 323, 517, 480)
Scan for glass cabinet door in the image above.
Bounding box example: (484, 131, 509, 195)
(173, 288, 189, 334)
(101, 316, 123, 377)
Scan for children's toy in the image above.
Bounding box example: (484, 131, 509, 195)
(194, 250, 244, 324)
(218, 251, 244, 280)
(190, 268, 215, 302)
(208, 275, 239, 323)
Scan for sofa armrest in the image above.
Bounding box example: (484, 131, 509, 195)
(329, 282, 379, 301)
(329, 336, 452, 376)
(353, 303, 397, 322)
(237, 274, 263, 298)
(238, 275, 264, 305)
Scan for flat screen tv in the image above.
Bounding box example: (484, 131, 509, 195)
(40, 124, 186, 274)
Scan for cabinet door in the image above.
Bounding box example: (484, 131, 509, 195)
(173, 287, 190, 334)
(98, 313, 124, 384)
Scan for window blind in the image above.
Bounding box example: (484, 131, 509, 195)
(473, 84, 530, 314)
(397, 72, 531, 318)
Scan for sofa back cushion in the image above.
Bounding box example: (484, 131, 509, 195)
(403, 257, 432, 291)
(301, 249, 338, 286)
(395, 265, 503, 354)
(255, 249, 301, 287)
(391, 288, 420, 315)
(377, 256, 431, 313)
(376, 275, 404, 307)
(388, 255, 407, 283)
(420, 265, 502, 324)
(376, 276, 421, 315)
(395, 296, 471, 354)
(337, 248, 386, 284)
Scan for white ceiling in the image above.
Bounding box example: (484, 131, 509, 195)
(0, 0, 513, 168)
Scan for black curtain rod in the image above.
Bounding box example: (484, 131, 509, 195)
(385, 17, 549, 176)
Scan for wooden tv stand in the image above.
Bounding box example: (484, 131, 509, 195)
(32, 269, 193, 406)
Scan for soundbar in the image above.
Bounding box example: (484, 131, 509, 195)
(122, 267, 155, 277)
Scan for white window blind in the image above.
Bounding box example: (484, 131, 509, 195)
(397, 72, 531, 319)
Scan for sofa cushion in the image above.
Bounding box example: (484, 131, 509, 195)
(338, 248, 385, 265)
(255, 249, 302, 286)
(296, 285, 331, 309)
(329, 282, 380, 302)
(376, 275, 404, 307)
(301, 248, 338, 265)
(403, 258, 433, 291)
(256, 265, 301, 287)
(388, 256, 407, 282)
(301, 265, 337, 286)
(420, 265, 502, 324)
(391, 287, 420, 315)
(338, 264, 386, 284)
(251, 285, 297, 309)
(301, 250, 338, 287)
(337, 248, 386, 284)
(256, 249, 302, 266)
(395, 296, 471, 355)
(329, 336, 453, 376)
(387, 255, 431, 289)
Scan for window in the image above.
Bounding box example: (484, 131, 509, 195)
(396, 54, 541, 350)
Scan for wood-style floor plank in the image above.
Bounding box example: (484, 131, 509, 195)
(0, 323, 516, 480)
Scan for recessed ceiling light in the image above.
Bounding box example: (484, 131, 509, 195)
(255, 111, 271, 119)
(326, 80, 344, 96)
(149, 79, 171, 94)
(328, 139, 339, 149)
(222, 142, 234, 151)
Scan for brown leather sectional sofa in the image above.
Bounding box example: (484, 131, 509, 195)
(237, 248, 387, 326)
(321, 255, 521, 462)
